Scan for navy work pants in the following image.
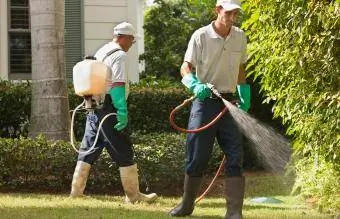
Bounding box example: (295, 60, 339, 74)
(185, 97, 243, 177)
(77, 95, 134, 167)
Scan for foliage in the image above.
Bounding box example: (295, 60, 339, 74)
(141, 0, 216, 78)
(0, 136, 75, 190)
(243, 0, 340, 213)
(0, 81, 31, 138)
(129, 79, 191, 133)
(0, 134, 223, 192)
(0, 80, 191, 138)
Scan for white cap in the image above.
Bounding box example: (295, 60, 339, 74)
(216, 0, 241, 11)
(113, 22, 137, 37)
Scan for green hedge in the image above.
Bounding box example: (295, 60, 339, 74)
(0, 80, 191, 138)
(243, 0, 339, 213)
(0, 134, 224, 194)
(0, 81, 31, 138)
(129, 86, 191, 133)
(0, 79, 264, 172)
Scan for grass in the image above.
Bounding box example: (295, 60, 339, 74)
(0, 175, 334, 219)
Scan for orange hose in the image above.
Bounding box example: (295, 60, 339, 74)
(169, 97, 228, 133)
(195, 155, 225, 203)
(169, 96, 228, 203)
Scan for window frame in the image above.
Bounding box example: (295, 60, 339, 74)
(8, 0, 32, 80)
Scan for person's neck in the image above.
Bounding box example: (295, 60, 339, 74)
(213, 21, 232, 38)
(113, 39, 128, 52)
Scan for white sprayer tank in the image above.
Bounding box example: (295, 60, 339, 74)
(73, 59, 110, 96)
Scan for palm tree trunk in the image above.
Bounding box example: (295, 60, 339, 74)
(29, 0, 70, 140)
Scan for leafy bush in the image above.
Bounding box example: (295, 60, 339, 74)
(129, 79, 191, 133)
(0, 79, 265, 192)
(243, 0, 339, 213)
(141, 0, 216, 78)
(0, 136, 75, 190)
(0, 134, 224, 193)
(0, 80, 191, 138)
(0, 81, 31, 138)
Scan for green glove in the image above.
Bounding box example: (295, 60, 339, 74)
(182, 73, 211, 101)
(109, 86, 128, 131)
(237, 84, 251, 112)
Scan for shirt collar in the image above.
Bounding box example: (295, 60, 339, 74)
(206, 21, 234, 39)
(110, 41, 123, 51)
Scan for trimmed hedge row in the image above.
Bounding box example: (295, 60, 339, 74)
(0, 81, 31, 138)
(0, 80, 191, 138)
(0, 134, 224, 194)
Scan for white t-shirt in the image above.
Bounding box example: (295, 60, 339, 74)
(94, 41, 129, 99)
(184, 23, 247, 93)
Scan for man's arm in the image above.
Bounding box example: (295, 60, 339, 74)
(109, 82, 128, 131)
(237, 64, 246, 84)
(180, 61, 193, 77)
(180, 61, 211, 100)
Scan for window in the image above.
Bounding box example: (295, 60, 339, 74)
(65, 0, 83, 81)
(8, 0, 31, 78)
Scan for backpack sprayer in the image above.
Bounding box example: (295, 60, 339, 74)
(71, 55, 116, 155)
(169, 84, 238, 203)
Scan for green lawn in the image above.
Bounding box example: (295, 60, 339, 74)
(0, 175, 334, 219)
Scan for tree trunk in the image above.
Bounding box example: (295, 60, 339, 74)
(29, 0, 70, 140)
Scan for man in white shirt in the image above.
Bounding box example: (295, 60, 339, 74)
(169, 1, 250, 218)
(70, 22, 157, 204)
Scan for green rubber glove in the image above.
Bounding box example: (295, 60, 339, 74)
(109, 86, 128, 131)
(181, 73, 211, 101)
(237, 84, 251, 112)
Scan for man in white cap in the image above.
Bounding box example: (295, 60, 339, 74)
(70, 22, 158, 204)
(169, 0, 250, 218)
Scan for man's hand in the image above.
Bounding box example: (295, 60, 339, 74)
(182, 73, 211, 101)
(237, 84, 251, 112)
(114, 111, 128, 131)
(109, 85, 128, 131)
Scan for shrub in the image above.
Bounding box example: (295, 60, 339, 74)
(129, 80, 191, 133)
(243, 0, 340, 213)
(0, 134, 224, 194)
(0, 81, 31, 138)
(0, 80, 192, 138)
(141, 0, 216, 78)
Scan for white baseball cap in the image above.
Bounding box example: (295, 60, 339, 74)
(113, 22, 137, 37)
(216, 0, 241, 11)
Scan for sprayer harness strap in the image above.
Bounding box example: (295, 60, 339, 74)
(92, 48, 122, 109)
(102, 48, 122, 62)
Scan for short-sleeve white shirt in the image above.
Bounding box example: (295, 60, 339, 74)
(94, 41, 130, 97)
(184, 23, 247, 93)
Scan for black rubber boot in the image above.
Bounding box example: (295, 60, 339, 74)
(169, 175, 202, 217)
(225, 176, 245, 219)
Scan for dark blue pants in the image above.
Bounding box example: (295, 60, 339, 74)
(185, 98, 243, 177)
(77, 95, 134, 167)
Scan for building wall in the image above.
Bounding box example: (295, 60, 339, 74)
(0, 0, 9, 80)
(83, 0, 144, 83)
(0, 0, 144, 82)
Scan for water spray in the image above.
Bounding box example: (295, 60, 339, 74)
(208, 84, 291, 173)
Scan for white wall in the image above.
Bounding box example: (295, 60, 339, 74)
(83, 0, 144, 83)
(0, 0, 9, 80)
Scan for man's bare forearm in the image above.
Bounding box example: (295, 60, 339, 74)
(180, 61, 193, 77)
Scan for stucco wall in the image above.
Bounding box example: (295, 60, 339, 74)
(83, 0, 144, 83)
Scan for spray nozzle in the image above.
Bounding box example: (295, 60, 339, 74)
(207, 83, 223, 99)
